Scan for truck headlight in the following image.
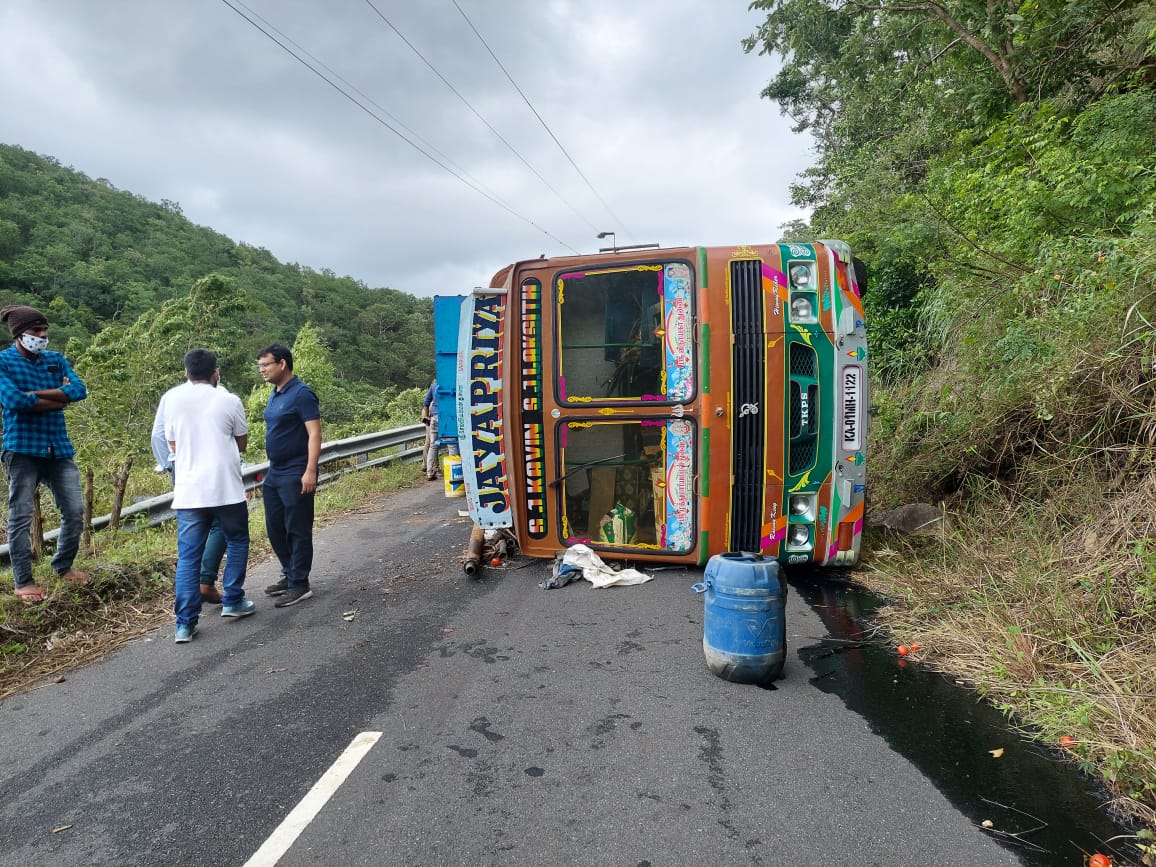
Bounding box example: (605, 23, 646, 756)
(790, 296, 815, 320)
(789, 263, 814, 288)
(786, 524, 813, 551)
(788, 494, 816, 521)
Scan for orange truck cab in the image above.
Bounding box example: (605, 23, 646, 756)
(453, 240, 868, 567)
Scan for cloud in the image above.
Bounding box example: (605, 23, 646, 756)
(0, 0, 812, 297)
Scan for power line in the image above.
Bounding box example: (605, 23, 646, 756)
(231, 0, 521, 220)
(362, 0, 603, 236)
(449, 0, 636, 242)
(218, 0, 580, 255)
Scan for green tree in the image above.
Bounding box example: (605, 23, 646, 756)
(745, 0, 1152, 143)
(289, 322, 342, 427)
(0, 218, 20, 259)
(69, 273, 250, 512)
(745, 0, 1155, 385)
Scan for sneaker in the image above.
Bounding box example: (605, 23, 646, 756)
(274, 586, 313, 608)
(221, 598, 256, 618)
(174, 623, 199, 643)
(265, 578, 288, 596)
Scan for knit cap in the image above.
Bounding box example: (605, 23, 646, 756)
(0, 305, 48, 338)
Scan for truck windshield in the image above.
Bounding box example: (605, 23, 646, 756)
(556, 262, 695, 403)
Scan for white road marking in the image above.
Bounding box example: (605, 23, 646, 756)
(243, 731, 383, 867)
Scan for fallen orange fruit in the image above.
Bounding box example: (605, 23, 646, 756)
(1089, 853, 1111, 867)
(490, 557, 501, 567)
(897, 644, 909, 656)
(1059, 735, 1076, 749)
(910, 643, 922, 652)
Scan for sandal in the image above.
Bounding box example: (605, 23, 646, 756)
(15, 585, 45, 603)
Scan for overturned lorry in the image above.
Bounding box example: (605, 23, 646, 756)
(446, 240, 868, 569)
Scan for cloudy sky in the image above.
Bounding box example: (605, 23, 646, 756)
(0, 0, 812, 298)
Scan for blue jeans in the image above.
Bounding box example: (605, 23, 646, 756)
(168, 468, 226, 583)
(175, 502, 250, 626)
(2, 452, 85, 589)
(263, 473, 314, 589)
(201, 522, 226, 583)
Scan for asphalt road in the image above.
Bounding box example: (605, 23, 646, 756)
(0, 481, 1023, 867)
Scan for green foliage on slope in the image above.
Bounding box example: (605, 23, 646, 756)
(0, 142, 434, 392)
(748, 0, 1156, 841)
(0, 144, 438, 521)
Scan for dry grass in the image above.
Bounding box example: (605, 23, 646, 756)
(0, 595, 170, 701)
(0, 561, 174, 700)
(860, 267, 1156, 859)
(856, 488, 1156, 845)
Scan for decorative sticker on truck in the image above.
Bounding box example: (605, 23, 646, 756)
(556, 263, 692, 405)
(456, 293, 512, 528)
(761, 502, 786, 552)
(663, 419, 695, 552)
(663, 263, 695, 403)
(520, 279, 547, 538)
(760, 263, 789, 319)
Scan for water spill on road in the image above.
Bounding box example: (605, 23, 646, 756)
(789, 571, 1140, 867)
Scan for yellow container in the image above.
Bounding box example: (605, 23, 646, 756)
(442, 454, 465, 498)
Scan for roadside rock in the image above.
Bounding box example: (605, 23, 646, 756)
(870, 503, 952, 536)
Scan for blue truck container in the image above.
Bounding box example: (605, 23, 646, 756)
(432, 295, 464, 445)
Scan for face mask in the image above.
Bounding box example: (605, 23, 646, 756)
(18, 333, 48, 354)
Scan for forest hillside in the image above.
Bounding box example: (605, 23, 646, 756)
(0, 142, 433, 393)
(0, 142, 434, 518)
(744, 0, 1156, 846)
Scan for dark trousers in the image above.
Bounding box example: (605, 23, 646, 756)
(2, 452, 84, 588)
(263, 473, 314, 589)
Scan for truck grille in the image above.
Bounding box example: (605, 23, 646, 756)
(789, 343, 818, 475)
(729, 259, 764, 552)
(790, 438, 816, 475)
(791, 344, 817, 377)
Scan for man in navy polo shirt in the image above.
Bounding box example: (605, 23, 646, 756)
(257, 343, 321, 607)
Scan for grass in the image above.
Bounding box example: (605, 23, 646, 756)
(0, 461, 422, 700)
(856, 492, 1156, 861)
(859, 246, 1156, 861)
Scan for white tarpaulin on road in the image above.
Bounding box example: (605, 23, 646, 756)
(561, 544, 654, 589)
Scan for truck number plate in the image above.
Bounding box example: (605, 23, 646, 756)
(842, 366, 862, 452)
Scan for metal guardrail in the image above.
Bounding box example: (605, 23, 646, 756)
(0, 423, 427, 560)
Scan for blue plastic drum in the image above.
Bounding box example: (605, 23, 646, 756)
(692, 552, 787, 684)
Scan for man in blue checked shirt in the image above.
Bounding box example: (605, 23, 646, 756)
(0, 304, 89, 603)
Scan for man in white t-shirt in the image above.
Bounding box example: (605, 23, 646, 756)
(164, 348, 254, 643)
(152, 382, 231, 604)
